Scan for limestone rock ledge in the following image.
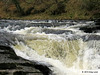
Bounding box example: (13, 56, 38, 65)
(0, 45, 51, 75)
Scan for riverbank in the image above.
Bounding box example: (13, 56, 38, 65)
(0, 10, 98, 20)
(0, 9, 92, 20)
(0, 0, 100, 20)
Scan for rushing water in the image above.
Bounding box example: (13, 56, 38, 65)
(0, 19, 100, 75)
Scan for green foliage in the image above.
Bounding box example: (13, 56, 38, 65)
(0, 0, 99, 19)
(12, 0, 25, 15)
(81, 0, 100, 19)
(82, 0, 100, 11)
(45, 2, 66, 15)
(33, 3, 48, 14)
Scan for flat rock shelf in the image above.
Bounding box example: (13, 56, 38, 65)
(0, 45, 51, 75)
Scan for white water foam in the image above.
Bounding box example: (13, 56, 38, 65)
(11, 38, 100, 75)
(1, 20, 100, 75)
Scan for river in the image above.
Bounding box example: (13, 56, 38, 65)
(0, 19, 100, 75)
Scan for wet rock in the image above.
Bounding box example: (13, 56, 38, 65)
(0, 63, 17, 70)
(0, 43, 51, 75)
(79, 20, 100, 33)
(82, 35, 100, 41)
(27, 23, 52, 27)
(95, 19, 100, 25)
(0, 72, 9, 75)
(43, 29, 73, 34)
(78, 19, 100, 33)
(0, 32, 16, 46)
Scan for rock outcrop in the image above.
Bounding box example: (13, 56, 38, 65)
(80, 19, 100, 33)
(0, 45, 52, 75)
(0, 32, 52, 75)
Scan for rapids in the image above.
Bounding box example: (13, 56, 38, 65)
(0, 19, 100, 75)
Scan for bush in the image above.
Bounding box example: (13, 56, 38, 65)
(82, 0, 100, 11)
(34, 3, 47, 13)
(45, 2, 66, 15)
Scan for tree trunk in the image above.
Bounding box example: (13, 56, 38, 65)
(55, 0, 58, 3)
(12, 0, 24, 15)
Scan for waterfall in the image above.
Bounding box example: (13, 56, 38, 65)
(0, 20, 100, 75)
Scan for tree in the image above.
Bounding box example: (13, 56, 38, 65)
(83, 0, 100, 11)
(11, 0, 24, 15)
(1, 0, 24, 15)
